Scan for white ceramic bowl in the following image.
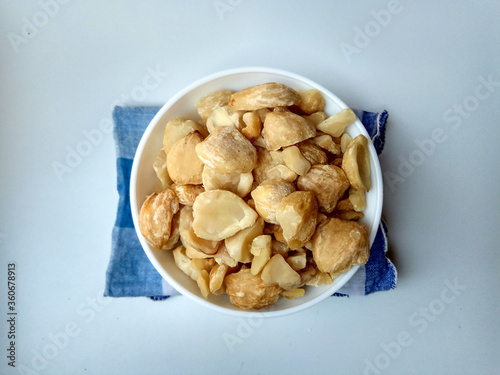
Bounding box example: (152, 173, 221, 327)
(130, 67, 383, 318)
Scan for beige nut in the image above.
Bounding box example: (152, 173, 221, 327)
(241, 111, 262, 141)
(263, 110, 316, 151)
(296, 140, 328, 165)
(209, 264, 229, 294)
(250, 179, 296, 224)
(275, 191, 318, 250)
(282, 288, 305, 299)
(252, 148, 286, 185)
(298, 89, 326, 114)
(166, 131, 204, 185)
(225, 217, 265, 263)
(228, 82, 301, 111)
(192, 190, 258, 241)
(179, 206, 220, 255)
(138, 189, 180, 250)
(153, 149, 173, 190)
(224, 267, 283, 310)
(348, 187, 367, 212)
(311, 217, 370, 275)
(261, 254, 301, 290)
(195, 126, 257, 174)
(303, 111, 327, 126)
(286, 249, 307, 271)
(316, 108, 357, 137)
(312, 134, 341, 155)
(266, 165, 298, 183)
(213, 243, 239, 268)
(206, 105, 243, 134)
(342, 135, 371, 191)
(250, 234, 272, 275)
(173, 245, 198, 281)
(196, 89, 235, 122)
(163, 117, 208, 155)
(170, 184, 205, 206)
(297, 165, 350, 213)
(202, 167, 253, 198)
(340, 133, 353, 154)
(282, 146, 311, 176)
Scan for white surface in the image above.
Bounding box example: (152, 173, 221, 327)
(130, 67, 383, 317)
(0, 1, 499, 374)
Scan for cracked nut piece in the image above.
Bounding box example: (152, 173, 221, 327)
(192, 190, 258, 241)
(316, 108, 357, 137)
(163, 117, 207, 155)
(253, 148, 286, 185)
(202, 167, 253, 198)
(263, 110, 316, 151)
(348, 188, 367, 212)
(251, 179, 295, 224)
(173, 245, 202, 281)
(298, 89, 326, 114)
(179, 206, 220, 255)
(225, 217, 264, 263)
(170, 184, 205, 206)
(153, 149, 173, 190)
(276, 191, 318, 250)
(214, 243, 239, 268)
(166, 131, 204, 185)
(304, 111, 327, 126)
(297, 165, 350, 213)
(139, 189, 180, 249)
(282, 146, 311, 176)
(195, 126, 257, 174)
(311, 217, 369, 276)
(296, 140, 328, 165)
(342, 135, 371, 191)
(209, 264, 229, 294)
(250, 234, 272, 275)
(225, 267, 283, 310)
(261, 254, 301, 290)
(312, 134, 341, 155)
(340, 133, 353, 153)
(206, 105, 243, 134)
(229, 82, 301, 111)
(266, 165, 298, 183)
(282, 288, 305, 299)
(196, 89, 235, 122)
(241, 111, 262, 141)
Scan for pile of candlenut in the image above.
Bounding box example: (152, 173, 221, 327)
(139, 82, 372, 310)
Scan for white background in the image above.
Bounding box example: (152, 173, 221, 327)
(1, 1, 499, 374)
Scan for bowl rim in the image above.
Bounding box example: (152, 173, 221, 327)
(130, 66, 384, 318)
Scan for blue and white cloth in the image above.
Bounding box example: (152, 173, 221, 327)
(104, 107, 397, 299)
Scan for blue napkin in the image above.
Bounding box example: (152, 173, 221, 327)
(104, 107, 397, 299)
